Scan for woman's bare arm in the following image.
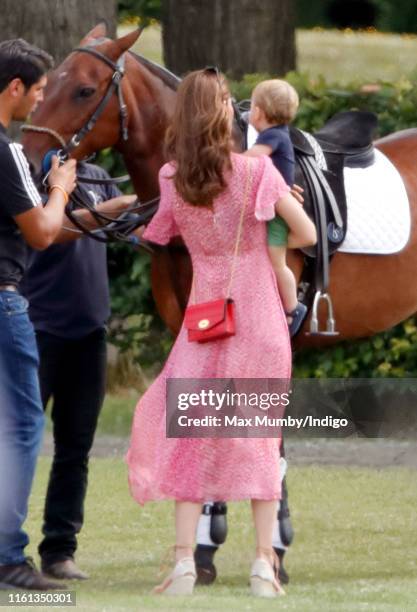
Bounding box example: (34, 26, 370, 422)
(243, 144, 272, 157)
(276, 192, 317, 248)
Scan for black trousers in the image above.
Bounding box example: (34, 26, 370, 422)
(36, 328, 107, 563)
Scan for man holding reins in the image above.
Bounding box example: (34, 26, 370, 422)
(0, 38, 76, 591)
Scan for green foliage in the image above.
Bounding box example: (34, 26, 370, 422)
(296, 0, 417, 34)
(230, 72, 417, 138)
(295, 1, 332, 29)
(294, 320, 417, 378)
(96, 148, 172, 367)
(117, 0, 161, 25)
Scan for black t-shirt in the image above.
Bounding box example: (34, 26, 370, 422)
(0, 123, 41, 286)
(256, 125, 295, 186)
(21, 163, 121, 339)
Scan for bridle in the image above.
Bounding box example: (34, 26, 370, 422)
(21, 43, 158, 245)
(22, 43, 129, 161)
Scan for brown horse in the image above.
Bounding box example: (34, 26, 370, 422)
(22, 24, 417, 348)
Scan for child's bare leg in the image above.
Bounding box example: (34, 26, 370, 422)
(268, 245, 297, 316)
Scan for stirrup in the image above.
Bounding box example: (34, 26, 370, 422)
(306, 290, 339, 336)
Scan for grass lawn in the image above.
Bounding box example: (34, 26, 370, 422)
(95, 391, 138, 437)
(24, 459, 417, 611)
(128, 25, 417, 84)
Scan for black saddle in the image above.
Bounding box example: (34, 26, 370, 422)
(236, 105, 379, 335)
(290, 111, 376, 168)
(287, 111, 378, 305)
(315, 110, 377, 153)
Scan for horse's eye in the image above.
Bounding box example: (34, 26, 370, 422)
(77, 87, 96, 99)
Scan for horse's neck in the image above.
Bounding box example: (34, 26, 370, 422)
(118, 56, 176, 200)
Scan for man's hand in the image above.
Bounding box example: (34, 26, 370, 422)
(48, 156, 77, 195)
(100, 194, 137, 214)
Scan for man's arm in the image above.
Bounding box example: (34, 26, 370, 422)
(9, 154, 76, 249)
(53, 194, 138, 243)
(15, 189, 68, 249)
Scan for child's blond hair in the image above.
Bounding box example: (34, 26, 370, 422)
(252, 79, 299, 125)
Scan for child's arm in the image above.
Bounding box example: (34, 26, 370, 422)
(276, 193, 317, 248)
(244, 144, 272, 157)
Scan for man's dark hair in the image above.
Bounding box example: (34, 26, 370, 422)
(0, 39, 53, 93)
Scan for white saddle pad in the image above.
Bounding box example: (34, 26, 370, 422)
(340, 149, 410, 254)
(247, 124, 410, 255)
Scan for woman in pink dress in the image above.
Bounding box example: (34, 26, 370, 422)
(126, 69, 316, 597)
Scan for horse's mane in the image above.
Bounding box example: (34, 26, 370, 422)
(129, 51, 181, 91)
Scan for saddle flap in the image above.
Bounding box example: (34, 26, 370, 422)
(314, 110, 378, 150)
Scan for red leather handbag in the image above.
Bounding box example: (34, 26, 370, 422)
(184, 298, 235, 343)
(184, 162, 251, 343)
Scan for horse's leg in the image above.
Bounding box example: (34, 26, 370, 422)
(151, 247, 192, 335)
(194, 502, 228, 585)
(272, 443, 294, 585)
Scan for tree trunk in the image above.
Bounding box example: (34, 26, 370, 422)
(0, 0, 117, 63)
(162, 0, 296, 79)
(0, 0, 117, 139)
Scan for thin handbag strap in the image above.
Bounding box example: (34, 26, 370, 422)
(191, 158, 252, 303)
(225, 159, 252, 299)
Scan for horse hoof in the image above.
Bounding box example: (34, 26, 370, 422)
(194, 544, 217, 585)
(196, 563, 217, 585)
(275, 548, 290, 585)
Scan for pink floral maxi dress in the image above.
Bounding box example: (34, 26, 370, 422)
(127, 153, 292, 503)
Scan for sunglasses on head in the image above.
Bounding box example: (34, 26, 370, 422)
(203, 66, 232, 103)
(203, 65, 221, 78)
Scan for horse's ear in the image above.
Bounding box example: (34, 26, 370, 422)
(79, 22, 108, 46)
(105, 28, 143, 61)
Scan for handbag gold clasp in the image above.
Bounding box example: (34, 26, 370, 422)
(198, 319, 210, 329)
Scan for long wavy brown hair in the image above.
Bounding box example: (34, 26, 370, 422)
(165, 69, 233, 206)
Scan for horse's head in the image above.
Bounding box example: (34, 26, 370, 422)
(22, 23, 141, 174)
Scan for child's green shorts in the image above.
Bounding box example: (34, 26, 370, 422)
(267, 216, 288, 247)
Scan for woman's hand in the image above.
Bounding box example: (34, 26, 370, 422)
(290, 183, 304, 204)
(48, 156, 77, 195)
